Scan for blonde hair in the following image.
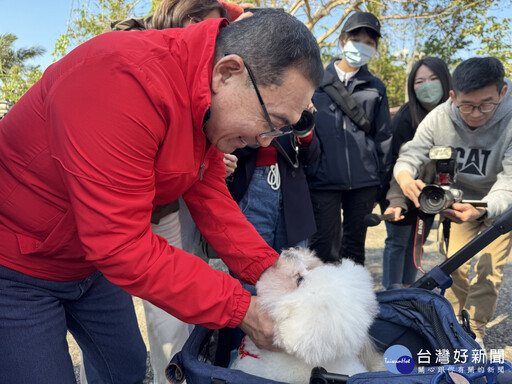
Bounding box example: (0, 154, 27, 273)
(149, 0, 227, 29)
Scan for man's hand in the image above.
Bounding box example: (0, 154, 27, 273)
(223, 153, 238, 177)
(238, 296, 278, 351)
(441, 203, 486, 224)
(397, 171, 425, 208)
(384, 206, 405, 222)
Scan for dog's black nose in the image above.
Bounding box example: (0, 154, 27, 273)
(296, 275, 304, 287)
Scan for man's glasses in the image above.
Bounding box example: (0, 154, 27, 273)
(457, 102, 500, 114)
(243, 62, 293, 138)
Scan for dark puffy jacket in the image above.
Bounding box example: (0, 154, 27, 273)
(306, 60, 392, 195)
(228, 134, 319, 245)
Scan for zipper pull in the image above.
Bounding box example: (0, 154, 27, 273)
(199, 164, 205, 181)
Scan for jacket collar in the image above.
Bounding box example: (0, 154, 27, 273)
(169, 18, 229, 134)
(323, 58, 373, 91)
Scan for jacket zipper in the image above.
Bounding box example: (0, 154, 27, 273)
(339, 110, 353, 189)
(199, 163, 205, 181)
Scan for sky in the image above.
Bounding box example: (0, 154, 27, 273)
(2, 1, 511, 72)
(1, 1, 76, 71)
(1, 0, 151, 71)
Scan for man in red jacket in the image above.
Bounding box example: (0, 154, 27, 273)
(0, 9, 323, 383)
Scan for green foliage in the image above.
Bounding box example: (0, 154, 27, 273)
(52, 0, 148, 59)
(1, 65, 43, 102)
(474, 16, 512, 76)
(0, 34, 45, 102)
(368, 43, 407, 108)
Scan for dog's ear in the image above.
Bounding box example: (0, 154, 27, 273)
(280, 247, 324, 269)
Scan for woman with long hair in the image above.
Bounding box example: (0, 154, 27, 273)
(382, 57, 453, 289)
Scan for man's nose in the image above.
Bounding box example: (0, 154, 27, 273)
(470, 107, 484, 117)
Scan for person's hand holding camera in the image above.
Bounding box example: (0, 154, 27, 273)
(441, 203, 487, 224)
(396, 171, 425, 208)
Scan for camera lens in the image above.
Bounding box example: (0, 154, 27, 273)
(418, 185, 448, 214)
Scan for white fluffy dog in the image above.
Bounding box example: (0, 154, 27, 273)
(231, 247, 381, 383)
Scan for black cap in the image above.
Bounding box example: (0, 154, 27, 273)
(341, 12, 381, 37)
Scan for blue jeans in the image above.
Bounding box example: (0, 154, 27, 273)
(0, 265, 147, 383)
(239, 166, 306, 252)
(382, 216, 434, 289)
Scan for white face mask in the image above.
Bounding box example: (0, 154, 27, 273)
(342, 40, 376, 68)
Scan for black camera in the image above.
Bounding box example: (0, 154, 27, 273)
(291, 109, 315, 138)
(418, 146, 463, 214)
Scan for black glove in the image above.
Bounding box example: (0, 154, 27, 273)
(292, 109, 315, 138)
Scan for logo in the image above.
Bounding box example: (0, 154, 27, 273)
(383, 345, 415, 374)
(456, 147, 491, 177)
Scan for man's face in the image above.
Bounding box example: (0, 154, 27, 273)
(205, 56, 315, 153)
(450, 84, 507, 129)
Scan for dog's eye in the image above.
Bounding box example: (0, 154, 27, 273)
(296, 275, 304, 287)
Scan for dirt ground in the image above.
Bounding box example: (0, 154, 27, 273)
(68, 209, 512, 382)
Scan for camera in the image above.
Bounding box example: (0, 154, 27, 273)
(418, 146, 463, 214)
(291, 109, 315, 138)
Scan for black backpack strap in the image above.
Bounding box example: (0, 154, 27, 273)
(319, 71, 372, 134)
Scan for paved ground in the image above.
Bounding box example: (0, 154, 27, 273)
(69, 211, 512, 382)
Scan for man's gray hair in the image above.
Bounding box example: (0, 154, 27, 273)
(215, 9, 324, 88)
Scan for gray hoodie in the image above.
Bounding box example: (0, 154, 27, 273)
(394, 78, 512, 218)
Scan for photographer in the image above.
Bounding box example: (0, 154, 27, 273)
(394, 57, 512, 348)
(382, 57, 453, 290)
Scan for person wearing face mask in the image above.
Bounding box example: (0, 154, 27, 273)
(381, 57, 453, 290)
(305, 12, 392, 266)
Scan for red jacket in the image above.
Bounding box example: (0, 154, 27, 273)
(0, 19, 278, 329)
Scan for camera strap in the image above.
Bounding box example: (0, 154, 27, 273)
(413, 216, 427, 274)
(414, 216, 449, 274)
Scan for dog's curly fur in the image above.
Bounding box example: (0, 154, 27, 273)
(231, 247, 381, 383)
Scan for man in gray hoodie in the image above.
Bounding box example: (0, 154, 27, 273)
(394, 57, 512, 348)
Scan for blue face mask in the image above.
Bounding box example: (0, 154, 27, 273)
(342, 41, 376, 68)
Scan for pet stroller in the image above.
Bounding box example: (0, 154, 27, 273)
(166, 206, 512, 384)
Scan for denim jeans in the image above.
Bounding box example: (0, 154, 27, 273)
(0, 265, 147, 383)
(239, 166, 306, 252)
(382, 216, 433, 289)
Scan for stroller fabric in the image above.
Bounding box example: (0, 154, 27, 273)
(166, 288, 507, 384)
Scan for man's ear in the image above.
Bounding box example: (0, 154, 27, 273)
(499, 84, 508, 101)
(449, 90, 456, 103)
(211, 54, 245, 94)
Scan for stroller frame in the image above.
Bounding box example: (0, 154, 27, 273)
(167, 206, 512, 384)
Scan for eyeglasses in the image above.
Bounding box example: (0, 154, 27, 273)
(243, 61, 293, 138)
(456, 102, 500, 114)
